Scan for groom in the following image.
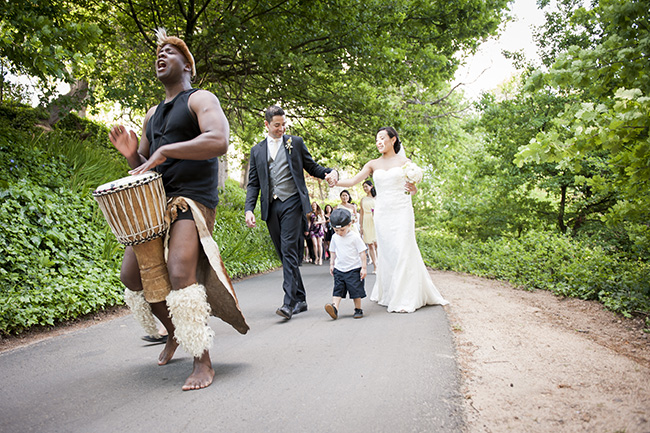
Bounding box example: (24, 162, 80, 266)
(245, 105, 338, 319)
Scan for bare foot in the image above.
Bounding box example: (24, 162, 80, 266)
(158, 335, 179, 365)
(182, 351, 214, 391)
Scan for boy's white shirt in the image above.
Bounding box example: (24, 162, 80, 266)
(329, 230, 367, 272)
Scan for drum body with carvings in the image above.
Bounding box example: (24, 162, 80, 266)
(93, 172, 171, 302)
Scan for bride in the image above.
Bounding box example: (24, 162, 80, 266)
(335, 127, 448, 312)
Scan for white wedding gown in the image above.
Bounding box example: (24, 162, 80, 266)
(371, 167, 448, 312)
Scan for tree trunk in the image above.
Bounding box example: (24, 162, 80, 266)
(572, 215, 585, 234)
(218, 156, 228, 189)
(47, 79, 89, 126)
(0, 63, 4, 103)
(317, 179, 325, 202)
(558, 184, 567, 234)
(240, 156, 250, 189)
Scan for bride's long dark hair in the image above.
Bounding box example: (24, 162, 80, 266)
(378, 126, 401, 154)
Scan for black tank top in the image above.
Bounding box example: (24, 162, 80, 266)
(146, 88, 219, 209)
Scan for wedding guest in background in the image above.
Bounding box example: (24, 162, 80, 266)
(336, 189, 359, 234)
(360, 179, 378, 274)
(323, 204, 334, 260)
(308, 202, 326, 265)
(303, 212, 314, 263)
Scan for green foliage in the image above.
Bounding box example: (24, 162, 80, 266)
(0, 108, 130, 334)
(20, 0, 511, 153)
(470, 87, 625, 239)
(0, 0, 102, 84)
(55, 112, 111, 148)
(0, 180, 123, 334)
(110, 0, 510, 116)
(533, 0, 597, 68)
(3, 0, 513, 180)
(0, 104, 281, 335)
(0, 102, 49, 130)
(214, 179, 281, 278)
(400, 0, 650, 325)
(418, 229, 650, 317)
(516, 0, 650, 255)
(404, 88, 561, 241)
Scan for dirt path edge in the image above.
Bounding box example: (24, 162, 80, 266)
(434, 269, 650, 433)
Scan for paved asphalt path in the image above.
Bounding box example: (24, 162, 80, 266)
(0, 263, 464, 433)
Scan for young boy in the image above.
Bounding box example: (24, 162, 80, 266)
(325, 208, 368, 319)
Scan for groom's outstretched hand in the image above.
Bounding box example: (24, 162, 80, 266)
(325, 169, 339, 187)
(245, 211, 256, 228)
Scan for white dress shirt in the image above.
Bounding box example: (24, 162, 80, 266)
(267, 135, 282, 160)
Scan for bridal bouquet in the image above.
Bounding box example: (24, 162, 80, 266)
(402, 161, 423, 194)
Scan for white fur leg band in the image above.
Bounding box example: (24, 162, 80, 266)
(123, 288, 161, 338)
(166, 283, 214, 358)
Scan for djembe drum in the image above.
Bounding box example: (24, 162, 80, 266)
(93, 172, 171, 303)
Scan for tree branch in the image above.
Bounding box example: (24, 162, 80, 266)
(176, 0, 188, 20)
(127, 0, 155, 49)
(241, 0, 292, 25)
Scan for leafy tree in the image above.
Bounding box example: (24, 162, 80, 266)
(2, 0, 513, 172)
(516, 0, 650, 256)
(0, 0, 102, 95)
(472, 85, 623, 239)
(534, 0, 598, 68)
(93, 1, 510, 148)
(414, 0, 622, 242)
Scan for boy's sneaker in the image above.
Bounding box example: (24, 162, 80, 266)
(325, 303, 338, 320)
(353, 308, 363, 319)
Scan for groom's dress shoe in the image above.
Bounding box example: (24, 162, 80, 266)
(276, 305, 293, 320)
(292, 301, 308, 315)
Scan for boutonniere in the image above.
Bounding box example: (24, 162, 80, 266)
(284, 137, 293, 154)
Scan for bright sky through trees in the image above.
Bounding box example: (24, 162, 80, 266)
(453, 0, 546, 100)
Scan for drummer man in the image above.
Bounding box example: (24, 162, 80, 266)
(108, 29, 243, 391)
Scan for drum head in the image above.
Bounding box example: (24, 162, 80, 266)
(93, 171, 161, 195)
